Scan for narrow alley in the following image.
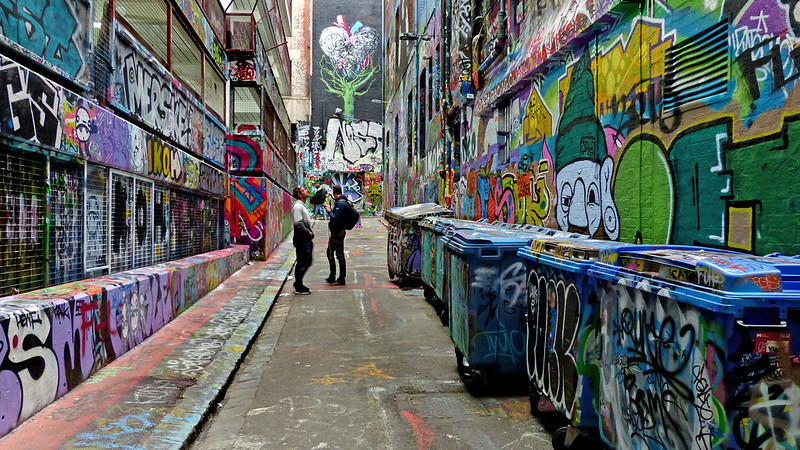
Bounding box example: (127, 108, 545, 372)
(0, 218, 555, 449)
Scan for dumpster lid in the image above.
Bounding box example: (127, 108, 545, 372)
(385, 203, 454, 221)
(605, 247, 800, 294)
(447, 226, 564, 251)
(519, 238, 624, 262)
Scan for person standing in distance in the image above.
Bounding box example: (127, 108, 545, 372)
(324, 184, 349, 285)
(292, 186, 314, 294)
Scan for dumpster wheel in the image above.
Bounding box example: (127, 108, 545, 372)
(455, 347, 489, 391)
(552, 426, 583, 449)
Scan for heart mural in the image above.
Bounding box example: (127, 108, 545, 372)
(320, 15, 379, 77)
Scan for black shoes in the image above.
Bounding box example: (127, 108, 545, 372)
(294, 282, 311, 295)
(325, 276, 346, 285)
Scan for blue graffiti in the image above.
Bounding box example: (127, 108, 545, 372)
(0, 0, 87, 77)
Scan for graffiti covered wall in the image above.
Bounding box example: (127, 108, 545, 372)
(419, 3, 800, 256)
(308, 3, 384, 212)
(226, 176, 291, 260)
(0, 246, 248, 436)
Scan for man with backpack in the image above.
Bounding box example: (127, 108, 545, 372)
(323, 184, 359, 285)
(309, 184, 328, 221)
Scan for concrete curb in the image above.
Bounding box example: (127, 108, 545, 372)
(146, 243, 296, 449)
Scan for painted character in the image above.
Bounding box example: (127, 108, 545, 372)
(555, 157, 619, 240)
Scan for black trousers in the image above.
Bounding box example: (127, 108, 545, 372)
(327, 230, 346, 280)
(294, 240, 313, 287)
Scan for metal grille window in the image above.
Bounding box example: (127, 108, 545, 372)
(85, 164, 109, 276)
(205, 57, 225, 119)
(49, 161, 84, 285)
(92, 0, 113, 101)
(233, 86, 262, 127)
(663, 20, 730, 114)
(170, 189, 188, 260)
(115, 0, 169, 65)
(110, 172, 134, 273)
(0, 147, 46, 296)
(172, 18, 204, 97)
(133, 179, 153, 268)
(202, 198, 213, 253)
(153, 185, 170, 263)
(189, 193, 204, 255)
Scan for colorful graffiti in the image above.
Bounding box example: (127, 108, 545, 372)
(0, 0, 91, 80)
(227, 134, 264, 174)
(394, 8, 800, 255)
(318, 15, 380, 117)
(0, 246, 248, 436)
(226, 177, 291, 261)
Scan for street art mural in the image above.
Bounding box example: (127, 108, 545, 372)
(410, 7, 800, 256)
(0, 247, 248, 437)
(0, 0, 92, 81)
(226, 177, 291, 261)
(113, 27, 204, 156)
(322, 116, 383, 170)
(227, 134, 264, 173)
(318, 15, 379, 118)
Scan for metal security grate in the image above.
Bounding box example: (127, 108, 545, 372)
(170, 189, 203, 260)
(0, 147, 46, 296)
(49, 161, 84, 285)
(188, 192, 204, 256)
(663, 20, 729, 113)
(85, 164, 109, 276)
(153, 185, 170, 264)
(170, 189, 187, 260)
(202, 198, 213, 253)
(133, 179, 153, 268)
(110, 172, 134, 273)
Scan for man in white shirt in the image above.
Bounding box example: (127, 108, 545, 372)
(292, 186, 314, 294)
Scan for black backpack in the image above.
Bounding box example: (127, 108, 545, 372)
(341, 198, 360, 230)
(309, 189, 326, 205)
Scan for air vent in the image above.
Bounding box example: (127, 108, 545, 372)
(663, 20, 729, 113)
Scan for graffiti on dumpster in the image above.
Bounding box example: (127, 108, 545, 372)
(597, 279, 724, 450)
(526, 268, 581, 417)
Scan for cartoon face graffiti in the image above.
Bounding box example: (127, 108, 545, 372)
(555, 158, 619, 240)
(75, 107, 92, 142)
(130, 127, 146, 172)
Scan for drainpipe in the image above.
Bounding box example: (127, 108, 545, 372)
(477, 0, 507, 77)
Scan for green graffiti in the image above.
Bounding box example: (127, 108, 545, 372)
(728, 118, 800, 255)
(669, 121, 731, 248)
(319, 58, 377, 119)
(614, 136, 673, 244)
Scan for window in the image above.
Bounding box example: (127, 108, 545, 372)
(407, 92, 414, 165)
(115, 0, 169, 65)
(233, 86, 261, 127)
(172, 18, 204, 97)
(205, 57, 225, 120)
(497, 102, 510, 165)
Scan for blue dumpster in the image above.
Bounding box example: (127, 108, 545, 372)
(385, 203, 453, 281)
(517, 238, 629, 428)
(419, 218, 487, 320)
(589, 247, 800, 450)
(446, 226, 585, 387)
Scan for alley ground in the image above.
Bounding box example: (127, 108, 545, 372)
(191, 217, 554, 449)
(0, 218, 556, 449)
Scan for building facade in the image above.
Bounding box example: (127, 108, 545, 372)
(302, 0, 384, 215)
(385, 0, 800, 257)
